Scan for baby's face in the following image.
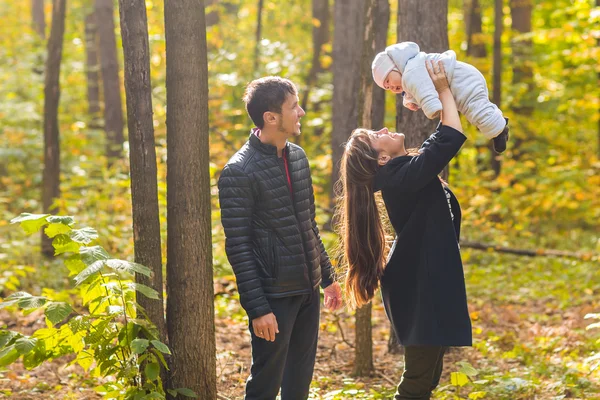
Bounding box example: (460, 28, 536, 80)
(383, 70, 403, 94)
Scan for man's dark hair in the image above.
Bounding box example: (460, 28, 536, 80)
(243, 76, 297, 129)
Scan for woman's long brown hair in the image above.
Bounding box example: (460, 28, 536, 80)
(335, 129, 387, 310)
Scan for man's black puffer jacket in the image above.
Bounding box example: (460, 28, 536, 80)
(218, 133, 334, 320)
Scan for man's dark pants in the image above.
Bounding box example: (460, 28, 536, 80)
(245, 288, 320, 400)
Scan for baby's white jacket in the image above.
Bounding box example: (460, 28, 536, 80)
(385, 42, 505, 138)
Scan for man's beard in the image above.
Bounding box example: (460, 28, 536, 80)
(278, 120, 301, 137)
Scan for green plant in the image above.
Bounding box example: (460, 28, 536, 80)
(0, 213, 196, 399)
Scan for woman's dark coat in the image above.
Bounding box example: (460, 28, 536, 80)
(374, 124, 472, 347)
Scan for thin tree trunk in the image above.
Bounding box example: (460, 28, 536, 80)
(596, 0, 599, 158)
(32, 0, 46, 38)
(396, 0, 449, 150)
(370, 0, 389, 130)
(353, 305, 374, 376)
(41, 0, 67, 257)
(253, 0, 264, 73)
(491, 0, 503, 176)
(118, 0, 167, 352)
(465, 0, 486, 57)
(164, 0, 217, 398)
(352, 0, 379, 377)
(509, 0, 534, 157)
(85, 10, 102, 128)
(329, 0, 365, 222)
(298, 0, 330, 147)
(96, 0, 125, 161)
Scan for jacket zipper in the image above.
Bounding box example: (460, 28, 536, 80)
(280, 152, 314, 292)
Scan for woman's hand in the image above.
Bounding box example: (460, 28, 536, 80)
(426, 60, 450, 94)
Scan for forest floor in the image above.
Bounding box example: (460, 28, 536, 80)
(1, 251, 599, 399)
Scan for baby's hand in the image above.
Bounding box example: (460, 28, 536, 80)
(405, 102, 420, 111)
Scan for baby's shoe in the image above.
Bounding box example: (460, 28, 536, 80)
(493, 118, 509, 154)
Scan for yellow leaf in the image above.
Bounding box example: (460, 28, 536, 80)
(469, 391, 487, 399)
(450, 372, 469, 387)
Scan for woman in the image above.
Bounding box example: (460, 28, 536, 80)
(337, 61, 472, 399)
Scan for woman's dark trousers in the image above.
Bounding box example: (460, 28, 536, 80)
(395, 346, 447, 400)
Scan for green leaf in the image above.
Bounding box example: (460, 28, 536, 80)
(80, 245, 110, 265)
(10, 213, 49, 234)
(5, 291, 32, 300)
(74, 260, 105, 286)
(151, 348, 169, 370)
(450, 372, 470, 387)
(68, 316, 90, 333)
(14, 337, 37, 354)
(17, 295, 48, 310)
(144, 362, 160, 381)
(175, 388, 198, 398)
(70, 227, 99, 244)
(65, 255, 87, 276)
(52, 234, 80, 255)
(44, 223, 72, 238)
(10, 213, 49, 223)
(46, 215, 75, 225)
(0, 345, 20, 367)
(45, 302, 73, 326)
(167, 389, 178, 397)
(131, 338, 150, 354)
(458, 361, 479, 377)
(23, 339, 47, 369)
(105, 259, 152, 278)
(127, 283, 159, 300)
(142, 393, 164, 399)
(151, 340, 171, 355)
(0, 331, 18, 347)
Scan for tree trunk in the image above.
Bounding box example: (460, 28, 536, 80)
(96, 0, 125, 161)
(329, 0, 365, 217)
(490, 0, 503, 176)
(396, 0, 449, 150)
(85, 10, 101, 128)
(164, 1, 217, 399)
(509, 0, 534, 157)
(41, 0, 66, 257)
(352, 0, 379, 377)
(465, 0, 486, 58)
(253, 0, 264, 73)
(298, 0, 330, 147)
(118, 0, 167, 351)
(32, 0, 46, 38)
(353, 305, 374, 376)
(370, 0, 389, 130)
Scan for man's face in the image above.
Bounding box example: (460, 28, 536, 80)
(277, 93, 306, 138)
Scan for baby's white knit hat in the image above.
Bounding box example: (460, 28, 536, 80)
(372, 52, 395, 89)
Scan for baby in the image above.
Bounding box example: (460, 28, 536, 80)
(372, 41, 509, 153)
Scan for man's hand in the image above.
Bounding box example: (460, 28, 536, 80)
(252, 313, 279, 342)
(323, 282, 343, 311)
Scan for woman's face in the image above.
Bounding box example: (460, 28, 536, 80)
(368, 128, 406, 163)
(383, 70, 403, 94)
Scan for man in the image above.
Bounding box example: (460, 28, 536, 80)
(218, 76, 342, 400)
